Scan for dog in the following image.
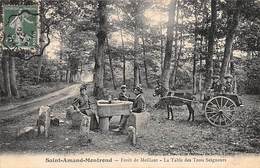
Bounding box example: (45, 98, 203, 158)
(36, 106, 50, 137)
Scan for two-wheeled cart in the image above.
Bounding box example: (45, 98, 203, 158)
(161, 93, 243, 127)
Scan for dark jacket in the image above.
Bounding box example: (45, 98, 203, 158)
(211, 81, 222, 93)
(132, 94, 146, 113)
(118, 92, 129, 101)
(224, 81, 233, 93)
(72, 95, 91, 113)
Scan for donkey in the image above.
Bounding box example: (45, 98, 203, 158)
(153, 83, 195, 121)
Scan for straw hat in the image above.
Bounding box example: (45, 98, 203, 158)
(121, 85, 127, 89)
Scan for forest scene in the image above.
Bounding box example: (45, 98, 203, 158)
(0, 0, 260, 156)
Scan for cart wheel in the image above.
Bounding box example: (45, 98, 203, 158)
(205, 96, 237, 127)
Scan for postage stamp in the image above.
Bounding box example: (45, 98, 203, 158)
(3, 5, 39, 50)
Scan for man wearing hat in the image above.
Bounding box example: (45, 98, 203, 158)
(113, 84, 146, 133)
(117, 85, 130, 123)
(72, 83, 91, 113)
(118, 85, 129, 101)
(211, 75, 222, 93)
(224, 74, 233, 93)
(131, 85, 146, 113)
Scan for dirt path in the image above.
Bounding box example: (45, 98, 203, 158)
(0, 84, 80, 125)
(0, 88, 259, 155)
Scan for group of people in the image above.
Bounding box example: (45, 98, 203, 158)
(72, 83, 146, 134)
(210, 74, 234, 94)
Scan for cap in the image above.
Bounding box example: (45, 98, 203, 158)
(80, 83, 88, 91)
(224, 74, 233, 79)
(121, 85, 126, 89)
(135, 85, 143, 93)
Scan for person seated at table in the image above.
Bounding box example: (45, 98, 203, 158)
(112, 85, 146, 133)
(224, 74, 233, 93)
(72, 84, 91, 114)
(118, 85, 129, 101)
(116, 84, 130, 122)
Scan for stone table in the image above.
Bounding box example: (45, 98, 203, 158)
(97, 100, 133, 132)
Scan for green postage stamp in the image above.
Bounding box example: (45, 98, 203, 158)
(3, 5, 39, 50)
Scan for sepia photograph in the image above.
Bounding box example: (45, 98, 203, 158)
(0, 0, 260, 167)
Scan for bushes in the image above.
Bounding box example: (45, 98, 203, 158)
(244, 57, 260, 94)
(18, 82, 67, 99)
(16, 58, 64, 85)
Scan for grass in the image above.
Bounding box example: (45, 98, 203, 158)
(0, 86, 259, 155)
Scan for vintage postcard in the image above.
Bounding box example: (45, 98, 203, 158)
(0, 0, 260, 168)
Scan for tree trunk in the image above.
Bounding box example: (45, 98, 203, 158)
(172, 12, 183, 88)
(66, 69, 70, 84)
(9, 55, 19, 97)
(220, 1, 241, 81)
(106, 38, 117, 90)
(133, 27, 140, 87)
(117, 8, 126, 84)
(193, 1, 198, 94)
(36, 55, 43, 83)
(93, 0, 107, 99)
(160, 24, 164, 74)
(161, 0, 177, 90)
(230, 51, 234, 75)
(141, 34, 149, 88)
(199, 36, 203, 93)
(1, 52, 12, 97)
(169, 0, 179, 90)
(205, 0, 217, 89)
(36, 0, 44, 84)
(0, 48, 4, 95)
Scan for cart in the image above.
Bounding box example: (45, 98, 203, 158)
(159, 92, 243, 127)
(202, 93, 243, 127)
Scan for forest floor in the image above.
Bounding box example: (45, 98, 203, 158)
(0, 84, 260, 155)
(0, 84, 80, 125)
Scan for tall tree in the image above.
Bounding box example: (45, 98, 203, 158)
(220, 0, 242, 81)
(9, 55, 19, 97)
(106, 38, 117, 90)
(93, 0, 107, 99)
(170, 0, 180, 89)
(160, 23, 164, 74)
(161, 0, 177, 90)
(205, 0, 217, 89)
(141, 32, 149, 88)
(193, 0, 198, 94)
(133, 26, 141, 87)
(116, 7, 126, 84)
(1, 52, 11, 97)
(36, 0, 45, 84)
